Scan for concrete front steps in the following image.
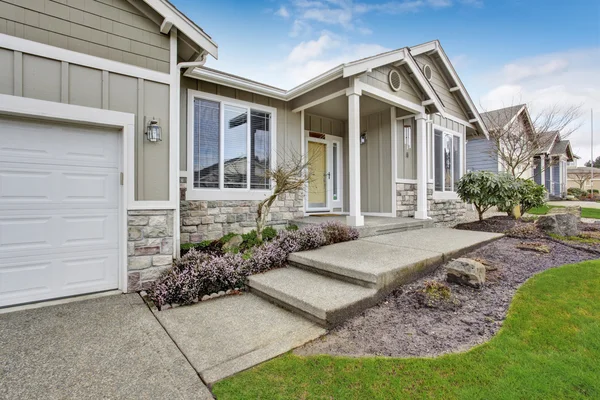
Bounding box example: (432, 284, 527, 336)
(248, 228, 503, 328)
(292, 215, 434, 238)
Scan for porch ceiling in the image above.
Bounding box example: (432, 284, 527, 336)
(306, 94, 394, 121)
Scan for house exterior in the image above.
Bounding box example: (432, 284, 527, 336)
(567, 166, 600, 192)
(0, 0, 487, 308)
(466, 105, 574, 198)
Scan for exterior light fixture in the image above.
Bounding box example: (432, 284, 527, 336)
(360, 132, 367, 145)
(145, 117, 162, 142)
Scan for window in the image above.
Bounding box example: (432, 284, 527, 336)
(192, 95, 273, 193)
(434, 128, 462, 192)
(397, 118, 417, 180)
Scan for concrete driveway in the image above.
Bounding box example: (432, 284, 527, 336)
(0, 294, 213, 400)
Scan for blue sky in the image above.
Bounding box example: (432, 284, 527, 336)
(173, 0, 600, 160)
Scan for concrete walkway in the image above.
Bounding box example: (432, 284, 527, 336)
(249, 227, 503, 327)
(0, 294, 213, 400)
(548, 200, 600, 209)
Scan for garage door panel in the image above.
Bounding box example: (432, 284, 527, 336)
(1, 212, 118, 254)
(0, 118, 119, 168)
(0, 116, 121, 307)
(0, 252, 118, 307)
(0, 164, 119, 209)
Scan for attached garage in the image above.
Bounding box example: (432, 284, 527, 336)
(0, 98, 134, 308)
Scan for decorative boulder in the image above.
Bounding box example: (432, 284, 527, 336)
(548, 206, 581, 217)
(536, 213, 579, 237)
(446, 258, 486, 288)
(222, 234, 243, 251)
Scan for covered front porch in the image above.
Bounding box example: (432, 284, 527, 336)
(292, 72, 432, 227)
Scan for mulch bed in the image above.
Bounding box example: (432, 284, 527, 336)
(454, 215, 529, 234)
(295, 236, 598, 358)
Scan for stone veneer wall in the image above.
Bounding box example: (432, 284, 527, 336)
(127, 210, 174, 291)
(180, 180, 304, 243)
(396, 182, 466, 222)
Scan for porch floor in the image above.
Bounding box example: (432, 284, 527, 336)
(292, 215, 433, 238)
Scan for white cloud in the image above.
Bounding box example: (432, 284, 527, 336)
(287, 34, 339, 62)
(275, 5, 290, 18)
(357, 26, 373, 35)
(478, 48, 600, 163)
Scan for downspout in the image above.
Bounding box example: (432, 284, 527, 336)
(169, 25, 209, 258)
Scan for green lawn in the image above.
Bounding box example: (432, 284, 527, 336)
(581, 208, 600, 219)
(213, 260, 600, 399)
(527, 204, 563, 215)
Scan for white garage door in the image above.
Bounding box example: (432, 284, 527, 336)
(0, 116, 121, 307)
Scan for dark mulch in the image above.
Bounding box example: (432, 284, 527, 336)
(454, 215, 529, 234)
(295, 236, 598, 358)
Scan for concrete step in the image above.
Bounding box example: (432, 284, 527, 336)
(288, 239, 443, 290)
(292, 216, 434, 238)
(247, 267, 377, 328)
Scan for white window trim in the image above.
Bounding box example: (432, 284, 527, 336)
(432, 124, 464, 198)
(0, 93, 135, 295)
(186, 89, 277, 201)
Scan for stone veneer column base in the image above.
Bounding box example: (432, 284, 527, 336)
(127, 210, 174, 292)
(396, 182, 466, 222)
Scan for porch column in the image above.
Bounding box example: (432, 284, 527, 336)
(346, 80, 364, 226)
(415, 113, 429, 219)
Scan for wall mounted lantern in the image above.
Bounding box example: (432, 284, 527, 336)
(145, 117, 162, 142)
(360, 132, 367, 145)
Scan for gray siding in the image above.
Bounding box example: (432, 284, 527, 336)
(180, 77, 302, 172)
(290, 77, 348, 111)
(359, 65, 421, 105)
(0, 0, 170, 72)
(466, 137, 498, 173)
(0, 47, 171, 201)
(432, 113, 466, 135)
(415, 54, 468, 121)
(360, 109, 392, 214)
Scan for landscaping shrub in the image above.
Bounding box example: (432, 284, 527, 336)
(180, 240, 218, 256)
(568, 187, 585, 197)
(517, 179, 546, 214)
(150, 222, 359, 309)
(321, 220, 360, 245)
(587, 189, 600, 194)
(456, 171, 507, 221)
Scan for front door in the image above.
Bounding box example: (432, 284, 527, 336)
(307, 141, 328, 210)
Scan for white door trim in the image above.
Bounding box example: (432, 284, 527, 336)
(0, 94, 134, 294)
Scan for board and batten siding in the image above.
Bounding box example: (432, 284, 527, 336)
(0, 47, 170, 201)
(414, 54, 468, 121)
(0, 0, 170, 73)
(360, 65, 422, 105)
(360, 109, 392, 214)
(466, 137, 498, 173)
(180, 76, 302, 172)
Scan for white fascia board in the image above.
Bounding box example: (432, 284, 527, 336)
(418, 42, 489, 139)
(342, 49, 405, 78)
(185, 68, 288, 100)
(402, 49, 445, 114)
(141, 0, 218, 58)
(357, 81, 424, 114)
(286, 65, 344, 100)
(409, 41, 437, 55)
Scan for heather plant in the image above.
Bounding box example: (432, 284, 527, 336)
(150, 221, 359, 309)
(321, 220, 360, 245)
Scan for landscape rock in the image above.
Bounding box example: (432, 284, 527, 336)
(536, 213, 579, 237)
(222, 234, 244, 251)
(446, 258, 486, 288)
(548, 206, 581, 217)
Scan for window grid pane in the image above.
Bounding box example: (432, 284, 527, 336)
(250, 110, 271, 190)
(434, 130, 443, 191)
(444, 134, 452, 191)
(194, 99, 220, 188)
(453, 135, 461, 190)
(223, 105, 248, 189)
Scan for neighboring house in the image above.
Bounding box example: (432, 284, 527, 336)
(567, 166, 600, 192)
(466, 105, 574, 198)
(0, 0, 487, 308)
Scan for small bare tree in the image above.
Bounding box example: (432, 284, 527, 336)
(482, 101, 582, 178)
(255, 150, 314, 242)
(568, 168, 592, 190)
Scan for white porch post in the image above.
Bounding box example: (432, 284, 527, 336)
(346, 79, 364, 227)
(415, 113, 429, 220)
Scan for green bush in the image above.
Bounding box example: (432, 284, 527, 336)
(517, 179, 547, 214)
(180, 240, 214, 256)
(240, 227, 278, 251)
(456, 171, 508, 221)
(587, 189, 599, 194)
(567, 187, 585, 197)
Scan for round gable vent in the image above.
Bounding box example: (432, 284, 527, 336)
(423, 64, 433, 81)
(388, 69, 402, 92)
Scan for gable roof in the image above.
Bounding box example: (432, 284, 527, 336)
(538, 131, 560, 154)
(550, 140, 574, 161)
(480, 105, 526, 130)
(127, 0, 218, 58)
(187, 40, 487, 136)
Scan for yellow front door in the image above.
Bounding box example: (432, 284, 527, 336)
(308, 141, 327, 208)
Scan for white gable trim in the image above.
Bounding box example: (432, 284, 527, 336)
(133, 0, 218, 58)
(342, 49, 406, 78)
